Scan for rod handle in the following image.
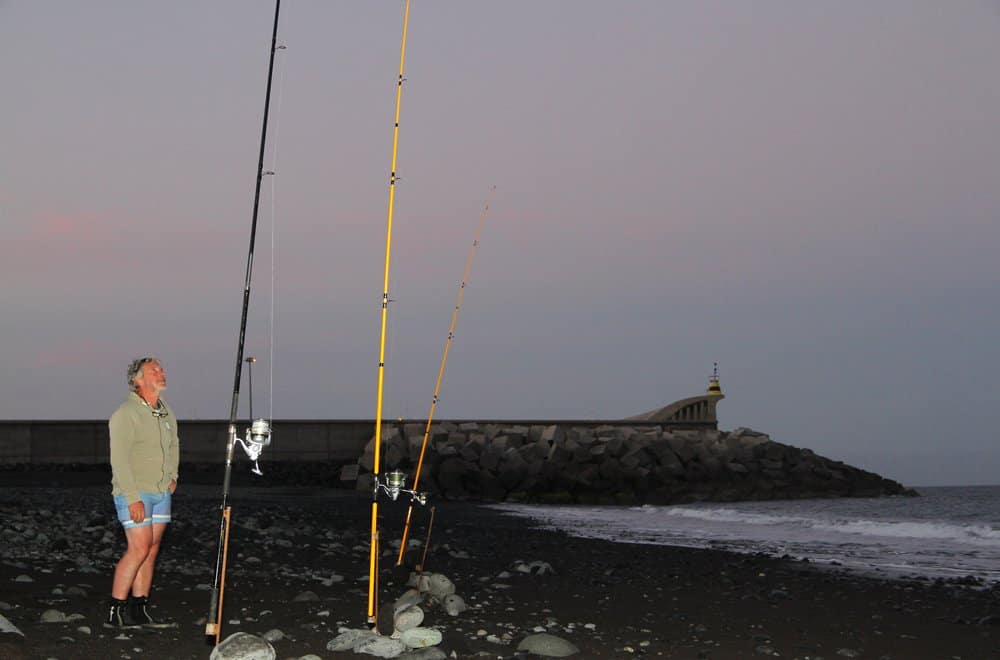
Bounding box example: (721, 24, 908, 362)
(205, 589, 220, 636)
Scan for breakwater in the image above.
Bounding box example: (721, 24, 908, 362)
(357, 422, 914, 503)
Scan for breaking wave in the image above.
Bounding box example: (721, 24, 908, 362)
(492, 486, 1000, 582)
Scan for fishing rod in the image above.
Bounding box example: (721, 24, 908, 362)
(396, 186, 495, 566)
(205, 0, 282, 644)
(418, 505, 436, 572)
(368, 0, 412, 628)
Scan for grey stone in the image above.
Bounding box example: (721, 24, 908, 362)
(397, 648, 447, 660)
(210, 632, 276, 660)
(393, 589, 423, 614)
(517, 632, 580, 657)
(0, 612, 24, 636)
(443, 593, 466, 616)
(514, 560, 554, 575)
(400, 626, 443, 649)
(355, 634, 407, 657)
(393, 605, 423, 633)
(327, 628, 376, 651)
(423, 573, 455, 599)
(39, 609, 67, 623)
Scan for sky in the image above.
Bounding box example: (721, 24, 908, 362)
(1, 1, 998, 487)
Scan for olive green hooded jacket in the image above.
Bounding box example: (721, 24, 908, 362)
(109, 392, 179, 504)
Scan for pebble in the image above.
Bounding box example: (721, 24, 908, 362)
(40, 609, 67, 623)
(517, 632, 580, 657)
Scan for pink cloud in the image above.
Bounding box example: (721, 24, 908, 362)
(33, 211, 115, 244)
(35, 339, 108, 368)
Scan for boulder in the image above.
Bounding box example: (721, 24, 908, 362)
(400, 627, 443, 649)
(210, 633, 276, 660)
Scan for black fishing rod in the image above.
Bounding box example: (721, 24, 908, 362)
(206, 0, 282, 644)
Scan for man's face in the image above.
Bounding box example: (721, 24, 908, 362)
(137, 360, 167, 394)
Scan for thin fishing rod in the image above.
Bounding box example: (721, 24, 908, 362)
(369, 0, 411, 626)
(206, 0, 282, 641)
(396, 186, 495, 565)
(418, 505, 436, 572)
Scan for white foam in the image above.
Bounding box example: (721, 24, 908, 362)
(811, 519, 1000, 546)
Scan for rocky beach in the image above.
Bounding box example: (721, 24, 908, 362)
(0, 477, 997, 659)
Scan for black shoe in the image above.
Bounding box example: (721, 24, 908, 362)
(129, 596, 152, 625)
(104, 598, 139, 628)
(128, 595, 176, 629)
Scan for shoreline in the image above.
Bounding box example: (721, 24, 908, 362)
(1, 485, 997, 659)
(487, 493, 1000, 588)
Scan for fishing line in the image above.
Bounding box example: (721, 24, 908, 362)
(268, 21, 289, 423)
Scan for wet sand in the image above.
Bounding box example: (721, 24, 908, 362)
(0, 481, 997, 659)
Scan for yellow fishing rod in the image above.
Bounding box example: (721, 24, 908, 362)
(396, 186, 495, 566)
(368, 0, 410, 626)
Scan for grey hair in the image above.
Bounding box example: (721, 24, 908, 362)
(127, 356, 160, 392)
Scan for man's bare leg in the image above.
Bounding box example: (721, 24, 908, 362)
(131, 522, 167, 597)
(111, 525, 153, 600)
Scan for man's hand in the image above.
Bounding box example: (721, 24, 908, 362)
(128, 500, 145, 524)
(169, 480, 177, 494)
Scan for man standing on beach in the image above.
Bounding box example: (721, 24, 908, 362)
(106, 356, 179, 628)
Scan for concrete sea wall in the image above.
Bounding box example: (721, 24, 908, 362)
(0, 419, 380, 465)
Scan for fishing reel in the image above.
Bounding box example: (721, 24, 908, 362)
(234, 418, 272, 476)
(375, 469, 428, 505)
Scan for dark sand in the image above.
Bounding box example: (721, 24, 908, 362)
(0, 477, 997, 659)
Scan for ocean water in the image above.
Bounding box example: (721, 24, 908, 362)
(491, 486, 1000, 584)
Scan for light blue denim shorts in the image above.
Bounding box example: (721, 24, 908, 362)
(113, 491, 171, 529)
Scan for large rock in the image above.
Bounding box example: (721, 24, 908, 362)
(400, 627, 443, 649)
(210, 633, 276, 660)
(394, 605, 423, 633)
(327, 629, 376, 652)
(355, 635, 407, 657)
